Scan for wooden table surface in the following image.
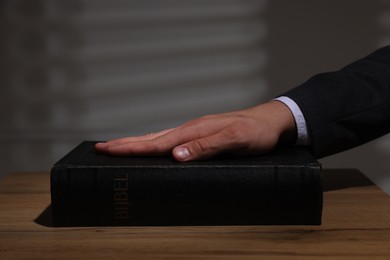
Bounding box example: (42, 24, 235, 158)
(1, 169, 390, 259)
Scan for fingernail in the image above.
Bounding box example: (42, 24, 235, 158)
(174, 147, 191, 161)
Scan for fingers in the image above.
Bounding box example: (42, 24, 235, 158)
(95, 114, 235, 157)
(99, 138, 172, 156)
(95, 116, 260, 160)
(95, 121, 218, 156)
(95, 128, 175, 153)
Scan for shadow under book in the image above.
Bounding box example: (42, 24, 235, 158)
(50, 141, 323, 226)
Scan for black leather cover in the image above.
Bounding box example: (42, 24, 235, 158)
(51, 141, 322, 226)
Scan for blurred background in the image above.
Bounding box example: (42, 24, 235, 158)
(1, 0, 389, 194)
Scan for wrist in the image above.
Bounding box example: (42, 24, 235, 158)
(270, 100, 297, 144)
(248, 101, 297, 145)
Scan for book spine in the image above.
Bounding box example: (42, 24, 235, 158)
(51, 165, 322, 226)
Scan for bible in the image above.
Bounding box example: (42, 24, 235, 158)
(50, 141, 322, 226)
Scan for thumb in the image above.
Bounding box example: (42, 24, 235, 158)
(172, 132, 233, 161)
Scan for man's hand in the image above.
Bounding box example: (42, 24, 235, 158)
(95, 100, 296, 161)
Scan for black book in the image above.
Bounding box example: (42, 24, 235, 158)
(50, 141, 323, 226)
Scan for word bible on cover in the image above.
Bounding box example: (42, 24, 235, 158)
(50, 141, 323, 226)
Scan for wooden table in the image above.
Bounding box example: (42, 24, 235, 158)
(1, 169, 390, 259)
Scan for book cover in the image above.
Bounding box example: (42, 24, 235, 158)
(51, 141, 322, 226)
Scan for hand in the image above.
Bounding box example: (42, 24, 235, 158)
(95, 100, 296, 161)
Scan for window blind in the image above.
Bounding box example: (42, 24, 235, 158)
(0, 0, 268, 174)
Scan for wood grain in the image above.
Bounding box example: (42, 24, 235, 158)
(1, 170, 390, 259)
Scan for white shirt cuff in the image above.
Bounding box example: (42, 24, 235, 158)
(274, 96, 311, 145)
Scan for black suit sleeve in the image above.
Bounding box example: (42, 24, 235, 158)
(284, 46, 390, 158)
